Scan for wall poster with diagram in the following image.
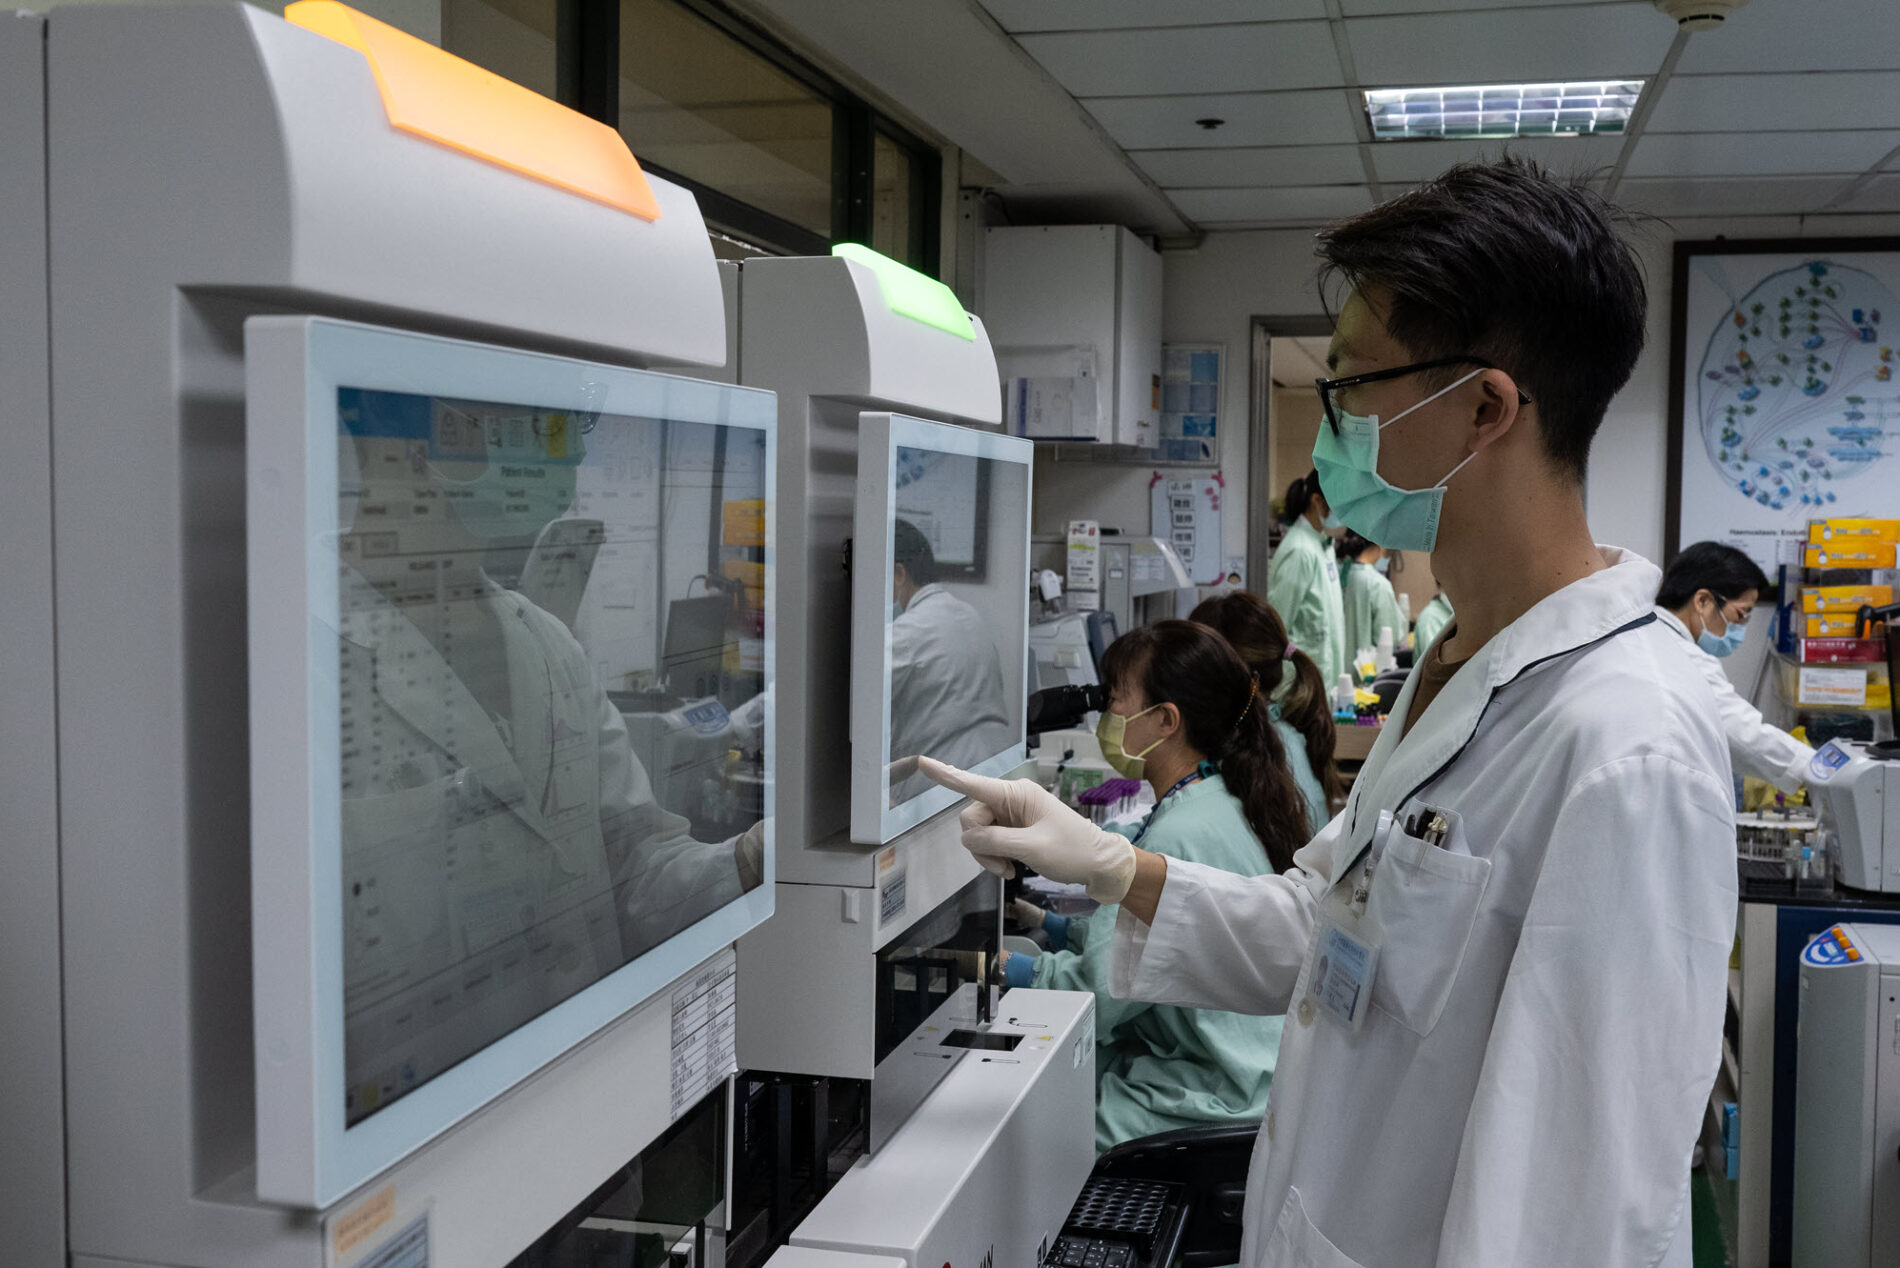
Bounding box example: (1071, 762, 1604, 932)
(1668, 237, 1900, 577)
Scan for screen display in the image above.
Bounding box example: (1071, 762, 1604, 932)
(885, 445, 1029, 809)
(334, 386, 768, 1126)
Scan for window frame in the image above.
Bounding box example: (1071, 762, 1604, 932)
(548, 0, 942, 271)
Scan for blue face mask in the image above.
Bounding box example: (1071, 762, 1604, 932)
(1310, 368, 1484, 552)
(1696, 604, 1748, 658)
(1320, 510, 1344, 532)
(1373, 557, 1390, 575)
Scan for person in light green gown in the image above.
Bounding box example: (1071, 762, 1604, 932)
(1265, 470, 1348, 691)
(1413, 588, 1455, 652)
(1000, 621, 1313, 1152)
(1335, 530, 1409, 663)
(1192, 589, 1343, 837)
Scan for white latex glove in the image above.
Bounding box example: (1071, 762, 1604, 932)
(1009, 897, 1047, 930)
(920, 757, 1137, 905)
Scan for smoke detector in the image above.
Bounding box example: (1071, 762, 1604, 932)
(1654, 0, 1746, 31)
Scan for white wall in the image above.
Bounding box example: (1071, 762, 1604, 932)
(1030, 213, 1900, 587)
(1027, 228, 1320, 583)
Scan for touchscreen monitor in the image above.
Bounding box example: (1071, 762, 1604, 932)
(247, 316, 775, 1206)
(850, 413, 1031, 843)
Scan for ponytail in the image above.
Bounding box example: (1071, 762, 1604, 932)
(1282, 469, 1319, 526)
(1213, 675, 1310, 873)
(1189, 590, 1344, 811)
(1276, 645, 1346, 808)
(1100, 621, 1311, 873)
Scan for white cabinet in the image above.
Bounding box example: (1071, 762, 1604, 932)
(984, 224, 1162, 447)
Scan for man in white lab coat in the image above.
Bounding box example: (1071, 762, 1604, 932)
(925, 158, 1736, 1266)
(886, 518, 1012, 804)
(1654, 540, 1815, 793)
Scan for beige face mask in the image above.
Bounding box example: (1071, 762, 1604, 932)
(1097, 703, 1166, 780)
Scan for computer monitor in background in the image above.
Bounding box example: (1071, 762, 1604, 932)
(850, 412, 1033, 844)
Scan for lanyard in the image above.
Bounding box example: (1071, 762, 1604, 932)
(1131, 762, 1215, 845)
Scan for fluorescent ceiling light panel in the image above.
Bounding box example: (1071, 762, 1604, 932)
(1364, 81, 1644, 141)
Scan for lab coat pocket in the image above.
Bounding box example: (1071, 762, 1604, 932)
(1364, 829, 1491, 1037)
(1266, 1186, 1366, 1268)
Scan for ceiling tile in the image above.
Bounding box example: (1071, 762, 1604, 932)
(1626, 130, 1900, 178)
(1675, 0, 1900, 75)
(1368, 133, 1624, 183)
(1347, 3, 1668, 87)
(1615, 175, 1853, 217)
(1834, 174, 1900, 214)
(1131, 144, 1366, 188)
(1017, 21, 1343, 97)
(1342, 0, 1619, 11)
(1647, 72, 1900, 134)
(980, 0, 1326, 33)
(1082, 90, 1362, 151)
(1169, 185, 1374, 225)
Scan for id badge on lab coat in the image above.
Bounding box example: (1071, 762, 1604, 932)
(1304, 807, 1411, 1032)
(1307, 914, 1380, 1031)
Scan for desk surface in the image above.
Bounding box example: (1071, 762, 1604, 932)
(1335, 722, 1383, 763)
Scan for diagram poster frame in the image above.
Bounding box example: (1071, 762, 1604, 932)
(1667, 236, 1900, 577)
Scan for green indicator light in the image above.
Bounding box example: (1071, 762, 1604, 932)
(831, 242, 975, 341)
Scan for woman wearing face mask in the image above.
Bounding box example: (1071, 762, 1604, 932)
(1266, 470, 1350, 690)
(1190, 590, 1343, 835)
(1001, 621, 1311, 1151)
(1334, 530, 1408, 664)
(1655, 541, 1814, 793)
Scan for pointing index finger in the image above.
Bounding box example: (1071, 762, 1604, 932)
(918, 756, 1012, 806)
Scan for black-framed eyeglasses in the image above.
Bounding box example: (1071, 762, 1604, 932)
(1314, 356, 1533, 435)
(1708, 591, 1752, 627)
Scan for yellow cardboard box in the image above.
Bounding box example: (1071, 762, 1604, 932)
(1806, 543, 1898, 568)
(1809, 518, 1900, 544)
(1806, 613, 1869, 638)
(1802, 584, 1895, 613)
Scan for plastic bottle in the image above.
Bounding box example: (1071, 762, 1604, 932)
(1333, 673, 1356, 717)
(1398, 592, 1412, 624)
(1797, 833, 1831, 895)
(1376, 626, 1396, 674)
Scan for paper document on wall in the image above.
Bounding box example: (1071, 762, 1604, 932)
(1001, 345, 1100, 439)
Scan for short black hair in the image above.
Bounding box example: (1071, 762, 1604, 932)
(1315, 156, 1647, 484)
(1657, 541, 1772, 610)
(892, 517, 938, 586)
(1335, 530, 1377, 560)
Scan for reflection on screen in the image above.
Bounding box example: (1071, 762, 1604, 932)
(886, 447, 1027, 806)
(334, 386, 767, 1126)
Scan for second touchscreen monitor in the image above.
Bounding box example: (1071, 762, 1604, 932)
(852, 413, 1033, 843)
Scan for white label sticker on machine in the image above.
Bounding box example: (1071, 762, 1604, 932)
(1072, 1010, 1096, 1070)
(1799, 666, 1868, 706)
(670, 948, 737, 1121)
(877, 845, 908, 926)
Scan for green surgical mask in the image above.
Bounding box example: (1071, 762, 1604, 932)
(1097, 703, 1166, 780)
(1310, 367, 1483, 553)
